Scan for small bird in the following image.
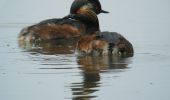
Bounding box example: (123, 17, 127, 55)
(77, 31, 134, 57)
(18, 0, 109, 42)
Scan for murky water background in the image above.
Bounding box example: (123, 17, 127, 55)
(0, 0, 170, 100)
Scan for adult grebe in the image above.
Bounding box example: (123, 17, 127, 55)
(18, 0, 108, 42)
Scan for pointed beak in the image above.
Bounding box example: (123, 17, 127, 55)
(101, 9, 109, 13)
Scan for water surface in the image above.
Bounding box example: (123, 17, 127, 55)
(0, 0, 170, 100)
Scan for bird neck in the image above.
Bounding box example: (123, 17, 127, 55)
(76, 7, 100, 33)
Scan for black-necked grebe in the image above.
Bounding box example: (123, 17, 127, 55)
(19, 7, 99, 42)
(77, 32, 134, 56)
(70, 0, 109, 14)
(18, 0, 108, 42)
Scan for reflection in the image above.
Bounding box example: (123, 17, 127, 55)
(77, 55, 131, 70)
(72, 71, 100, 100)
(71, 55, 132, 100)
(18, 38, 78, 55)
(18, 40, 132, 100)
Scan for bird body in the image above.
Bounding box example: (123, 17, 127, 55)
(77, 32, 134, 56)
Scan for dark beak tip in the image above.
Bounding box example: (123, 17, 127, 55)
(101, 10, 109, 13)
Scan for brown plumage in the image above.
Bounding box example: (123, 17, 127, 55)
(18, 7, 99, 42)
(21, 23, 85, 41)
(18, 0, 109, 42)
(77, 32, 134, 57)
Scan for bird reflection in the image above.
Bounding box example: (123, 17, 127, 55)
(71, 55, 132, 100)
(71, 72, 100, 100)
(18, 40, 132, 100)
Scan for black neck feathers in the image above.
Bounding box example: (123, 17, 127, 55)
(66, 7, 100, 34)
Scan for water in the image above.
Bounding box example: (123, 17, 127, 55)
(0, 0, 170, 100)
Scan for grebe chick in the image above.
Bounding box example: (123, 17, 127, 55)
(77, 32, 134, 57)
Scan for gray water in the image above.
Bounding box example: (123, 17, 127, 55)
(0, 0, 170, 100)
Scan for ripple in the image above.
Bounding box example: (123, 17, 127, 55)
(24, 72, 78, 75)
(72, 95, 97, 100)
(39, 67, 77, 69)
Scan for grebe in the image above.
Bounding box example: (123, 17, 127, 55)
(18, 0, 108, 42)
(70, 0, 109, 14)
(77, 32, 134, 57)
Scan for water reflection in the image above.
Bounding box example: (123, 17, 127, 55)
(71, 56, 131, 100)
(71, 72, 99, 100)
(18, 41, 132, 100)
(77, 56, 130, 70)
